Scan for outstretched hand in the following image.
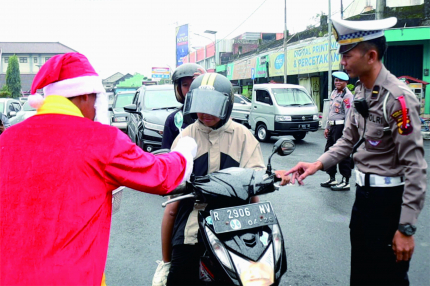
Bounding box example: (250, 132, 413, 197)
(274, 170, 290, 186)
(284, 161, 323, 185)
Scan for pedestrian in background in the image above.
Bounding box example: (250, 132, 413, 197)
(320, 71, 353, 191)
(285, 17, 426, 285)
(0, 52, 197, 286)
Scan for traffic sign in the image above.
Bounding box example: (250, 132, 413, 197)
(251, 68, 255, 80)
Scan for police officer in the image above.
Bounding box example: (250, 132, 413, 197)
(321, 71, 353, 190)
(285, 17, 426, 285)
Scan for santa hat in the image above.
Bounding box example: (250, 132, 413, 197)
(29, 53, 105, 109)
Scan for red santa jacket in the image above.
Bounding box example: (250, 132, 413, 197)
(0, 96, 186, 286)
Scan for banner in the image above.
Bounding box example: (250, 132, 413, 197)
(232, 58, 256, 80)
(269, 38, 341, 76)
(152, 67, 170, 79)
(176, 24, 189, 67)
(255, 55, 268, 78)
(226, 63, 234, 80)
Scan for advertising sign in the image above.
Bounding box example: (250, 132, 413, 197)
(152, 67, 170, 79)
(232, 58, 256, 80)
(269, 38, 341, 76)
(226, 63, 234, 80)
(176, 24, 189, 67)
(255, 55, 268, 78)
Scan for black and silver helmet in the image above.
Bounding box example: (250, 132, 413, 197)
(183, 73, 234, 128)
(172, 63, 205, 103)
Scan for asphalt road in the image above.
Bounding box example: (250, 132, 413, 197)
(105, 129, 430, 286)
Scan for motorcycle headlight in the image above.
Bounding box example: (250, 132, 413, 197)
(275, 115, 292, 122)
(272, 224, 283, 264)
(313, 114, 319, 121)
(205, 227, 234, 271)
(230, 245, 274, 286)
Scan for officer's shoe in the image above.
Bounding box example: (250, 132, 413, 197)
(331, 177, 350, 191)
(320, 177, 338, 188)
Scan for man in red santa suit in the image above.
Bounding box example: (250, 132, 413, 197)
(0, 52, 197, 286)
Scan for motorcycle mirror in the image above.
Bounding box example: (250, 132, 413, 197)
(272, 139, 295, 156)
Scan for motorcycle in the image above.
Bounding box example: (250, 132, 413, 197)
(162, 138, 295, 285)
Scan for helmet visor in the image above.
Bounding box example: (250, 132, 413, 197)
(183, 89, 230, 119)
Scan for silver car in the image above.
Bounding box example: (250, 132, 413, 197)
(9, 101, 37, 126)
(231, 94, 251, 127)
(0, 98, 22, 119)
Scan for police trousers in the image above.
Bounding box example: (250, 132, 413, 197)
(324, 124, 351, 178)
(350, 185, 410, 285)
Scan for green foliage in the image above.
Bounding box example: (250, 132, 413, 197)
(0, 85, 11, 97)
(347, 84, 355, 94)
(5, 55, 22, 99)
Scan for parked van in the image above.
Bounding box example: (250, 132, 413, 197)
(248, 84, 319, 141)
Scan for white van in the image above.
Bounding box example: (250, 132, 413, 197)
(248, 84, 319, 141)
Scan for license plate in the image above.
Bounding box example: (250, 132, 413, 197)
(299, 124, 310, 129)
(210, 202, 277, 234)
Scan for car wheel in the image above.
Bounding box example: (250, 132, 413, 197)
(293, 132, 306, 140)
(256, 123, 270, 142)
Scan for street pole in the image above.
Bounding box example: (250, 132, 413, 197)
(328, 0, 332, 97)
(376, 0, 386, 20)
(340, 0, 344, 19)
(283, 0, 287, 84)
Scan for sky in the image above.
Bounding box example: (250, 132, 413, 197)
(1, 0, 354, 79)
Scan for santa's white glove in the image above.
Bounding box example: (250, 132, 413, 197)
(171, 136, 197, 184)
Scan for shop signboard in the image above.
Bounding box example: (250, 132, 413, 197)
(232, 58, 256, 80)
(152, 67, 170, 79)
(226, 63, 235, 80)
(268, 38, 341, 76)
(255, 55, 268, 78)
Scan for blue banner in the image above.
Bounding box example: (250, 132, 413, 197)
(176, 24, 189, 67)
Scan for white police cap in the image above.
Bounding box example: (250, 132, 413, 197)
(332, 17, 397, 54)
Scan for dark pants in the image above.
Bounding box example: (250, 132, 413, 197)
(324, 124, 351, 178)
(350, 185, 410, 286)
(166, 244, 205, 285)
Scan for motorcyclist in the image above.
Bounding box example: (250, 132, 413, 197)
(161, 63, 206, 149)
(153, 63, 205, 286)
(165, 73, 290, 285)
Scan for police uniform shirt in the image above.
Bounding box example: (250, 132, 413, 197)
(318, 65, 427, 225)
(326, 87, 354, 129)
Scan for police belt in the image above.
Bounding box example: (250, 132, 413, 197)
(355, 169, 404, 188)
(328, 120, 345, 126)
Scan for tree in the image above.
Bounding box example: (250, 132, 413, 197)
(0, 85, 11, 97)
(5, 55, 22, 99)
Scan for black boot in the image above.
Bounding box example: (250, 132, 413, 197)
(320, 177, 338, 188)
(331, 177, 350, 191)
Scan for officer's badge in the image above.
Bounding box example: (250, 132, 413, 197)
(343, 98, 351, 108)
(391, 108, 413, 135)
(368, 140, 381, 146)
(371, 86, 380, 99)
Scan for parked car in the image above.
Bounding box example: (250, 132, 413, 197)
(109, 91, 135, 132)
(231, 93, 252, 127)
(124, 85, 181, 152)
(9, 101, 37, 126)
(0, 98, 22, 119)
(248, 84, 319, 141)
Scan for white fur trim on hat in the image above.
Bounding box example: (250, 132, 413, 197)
(28, 93, 45, 109)
(43, 75, 105, 98)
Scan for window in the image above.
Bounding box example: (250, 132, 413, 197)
(114, 92, 135, 108)
(19, 57, 28, 63)
(256, 90, 272, 105)
(45, 57, 51, 62)
(12, 103, 21, 112)
(34, 57, 38, 63)
(4, 57, 9, 63)
(271, 88, 314, 106)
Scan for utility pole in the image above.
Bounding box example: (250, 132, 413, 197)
(328, 0, 332, 97)
(283, 0, 287, 84)
(376, 0, 386, 20)
(340, 0, 344, 19)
